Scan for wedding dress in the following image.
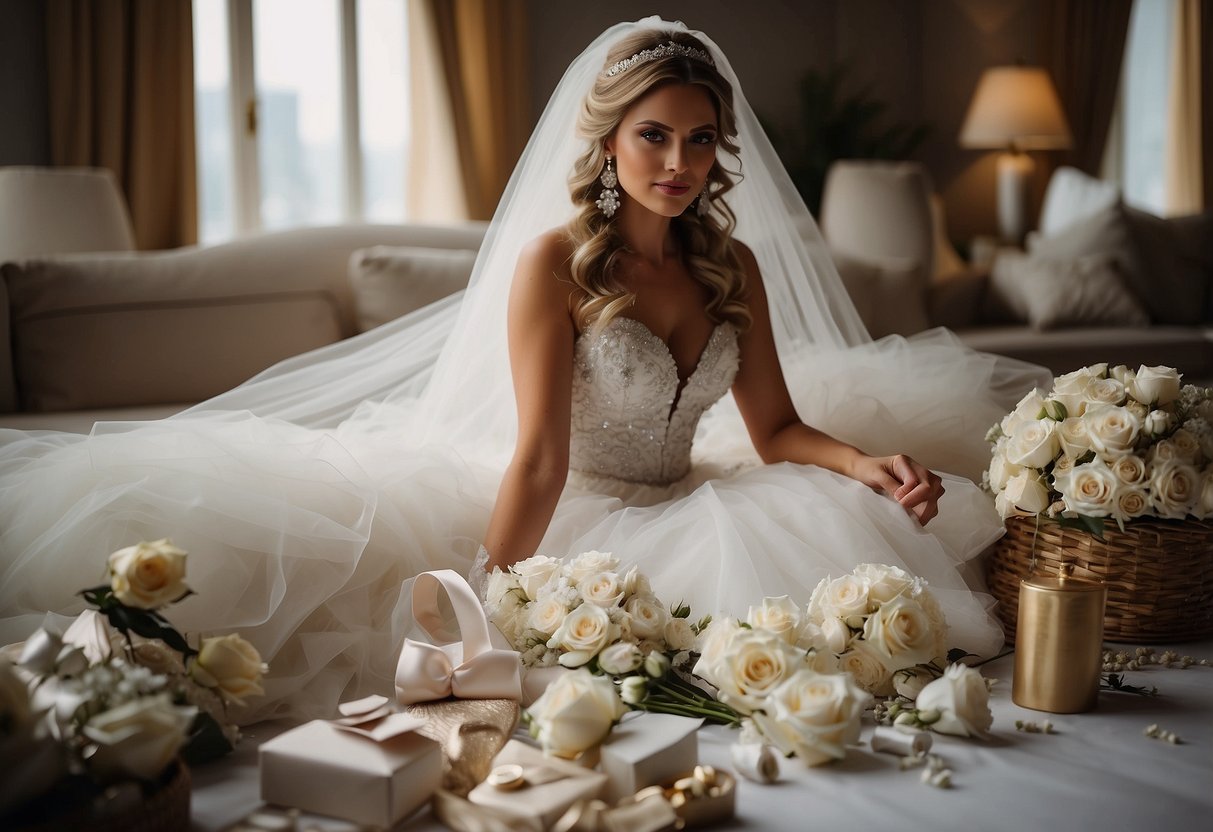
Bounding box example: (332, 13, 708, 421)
(0, 18, 1050, 724)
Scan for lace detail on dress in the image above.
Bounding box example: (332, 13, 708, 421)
(569, 317, 740, 486)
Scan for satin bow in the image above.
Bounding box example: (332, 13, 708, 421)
(395, 569, 522, 705)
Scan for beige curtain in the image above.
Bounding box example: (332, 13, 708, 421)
(1166, 0, 1204, 213)
(409, 0, 529, 222)
(1203, 0, 1213, 209)
(45, 0, 197, 249)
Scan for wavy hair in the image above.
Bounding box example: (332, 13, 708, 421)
(565, 30, 751, 334)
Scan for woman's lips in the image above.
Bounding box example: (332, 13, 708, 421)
(654, 182, 690, 196)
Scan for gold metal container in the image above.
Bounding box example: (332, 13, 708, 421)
(1012, 565, 1107, 713)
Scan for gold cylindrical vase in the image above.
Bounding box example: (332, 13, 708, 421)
(1012, 567, 1106, 713)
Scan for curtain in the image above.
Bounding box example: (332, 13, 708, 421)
(1043, 0, 1134, 177)
(423, 0, 530, 222)
(1166, 0, 1204, 213)
(1201, 0, 1213, 209)
(45, 0, 196, 249)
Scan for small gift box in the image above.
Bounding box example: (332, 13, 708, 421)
(467, 739, 608, 829)
(599, 712, 702, 802)
(259, 701, 442, 828)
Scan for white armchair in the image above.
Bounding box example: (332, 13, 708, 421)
(0, 166, 136, 261)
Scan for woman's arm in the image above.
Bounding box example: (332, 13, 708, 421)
(481, 233, 577, 570)
(729, 243, 945, 524)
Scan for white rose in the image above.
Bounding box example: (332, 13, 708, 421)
(1056, 417, 1090, 459)
(1114, 487, 1151, 522)
(580, 571, 625, 608)
(1083, 377, 1126, 408)
(190, 634, 267, 704)
(1170, 429, 1202, 464)
(567, 550, 619, 585)
(993, 490, 1018, 520)
(1003, 470, 1051, 515)
(619, 565, 651, 598)
(1143, 409, 1174, 438)
(861, 596, 939, 671)
(809, 575, 870, 625)
(746, 596, 803, 644)
(1149, 459, 1201, 519)
(1054, 460, 1119, 517)
(1050, 370, 1096, 417)
(914, 664, 993, 738)
(484, 568, 519, 612)
(838, 646, 893, 696)
(1109, 364, 1134, 385)
(83, 694, 196, 781)
(1128, 365, 1182, 406)
(987, 446, 1022, 492)
(1147, 440, 1180, 465)
(1109, 454, 1148, 486)
(853, 563, 915, 605)
(819, 616, 851, 654)
(1125, 400, 1148, 421)
(548, 604, 613, 668)
(694, 618, 737, 668)
(693, 627, 794, 714)
(751, 670, 869, 766)
(663, 617, 696, 651)
(597, 642, 643, 675)
(107, 539, 189, 610)
(509, 555, 563, 599)
(1082, 405, 1142, 455)
(526, 668, 625, 758)
(1002, 389, 1046, 434)
(623, 594, 668, 640)
(1197, 469, 1213, 520)
(1006, 419, 1060, 469)
(528, 596, 570, 636)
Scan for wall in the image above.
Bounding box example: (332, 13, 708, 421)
(0, 0, 49, 166)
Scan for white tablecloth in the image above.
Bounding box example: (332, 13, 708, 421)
(191, 643, 1213, 831)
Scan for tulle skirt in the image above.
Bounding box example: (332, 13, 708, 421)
(0, 330, 1047, 723)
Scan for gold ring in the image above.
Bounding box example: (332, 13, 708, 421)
(487, 763, 526, 790)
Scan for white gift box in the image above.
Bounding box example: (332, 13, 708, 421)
(259, 715, 442, 828)
(468, 739, 608, 828)
(599, 712, 703, 802)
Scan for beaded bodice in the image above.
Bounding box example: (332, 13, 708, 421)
(569, 317, 740, 486)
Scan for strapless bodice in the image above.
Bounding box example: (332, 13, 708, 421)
(569, 316, 740, 486)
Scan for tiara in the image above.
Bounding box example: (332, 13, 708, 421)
(602, 41, 715, 77)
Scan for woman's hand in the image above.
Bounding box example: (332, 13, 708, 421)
(851, 454, 945, 525)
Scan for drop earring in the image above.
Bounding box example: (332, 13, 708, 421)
(596, 156, 620, 218)
(696, 182, 711, 217)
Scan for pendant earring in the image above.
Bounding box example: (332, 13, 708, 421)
(696, 182, 711, 217)
(596, 156, 620, 218)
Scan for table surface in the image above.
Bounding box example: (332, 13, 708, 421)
(192, 642, 1213, 832)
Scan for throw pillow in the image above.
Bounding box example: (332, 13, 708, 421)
(1122, 207, 1213, 325)
(349, 246, 477, 332)
(1037, 166, 1121, 237)
(995, 252, 1150, 330)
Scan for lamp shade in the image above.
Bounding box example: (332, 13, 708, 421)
(959, 66, 1073, 150)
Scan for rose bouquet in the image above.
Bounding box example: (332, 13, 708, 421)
(986, 364, 1213, 531)
(0, 539, 267, 822)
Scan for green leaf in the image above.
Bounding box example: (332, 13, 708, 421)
(946, 648, 977, 664)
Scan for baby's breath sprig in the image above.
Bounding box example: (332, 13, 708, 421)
(1143, 723, 1182, 744)
(1014, 719, 1056, 734)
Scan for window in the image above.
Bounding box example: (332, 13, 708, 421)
(193, 0, 410, 244)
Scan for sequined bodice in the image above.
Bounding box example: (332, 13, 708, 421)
(570, 317, 740, 485)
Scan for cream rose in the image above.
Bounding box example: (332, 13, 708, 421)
(1147, 440, 1180, 465)
(747, 596, 803, 644)
(809, 575, 870, 624)
(1049, 370, 1097, 417)
(1114, 487, 1151, 521)
(190, 634, 267, 704)
(1149, 459, 1201, 519)
(1003, 471, 1050, 515)
(1082, 405, 1142, 455)
(567, 550, 619, 585)
(751, 670, 869, 766)
(548, 603, 613, 668)
(526, 668, 625, 758)
(854, 563, 915, 605)
(509, 555, 562, 599)
(83, 694, 196, 781)
(1170, 429, 1202, 464)
(914, 664, 993, 738)
(580, 571, 625, 608)
(861, 596, 940, 671)
(838, 646, 893, 695)
(623, 594, 668, 640)
(1054, 460, 1119, 516)
(1005, 419, 1060, 469)
(663, 617, 696, 652)
(1110, 454, 1148, 486)
(597, 642, 643, 675)
(987, 446, 1021, 491)
(528, 596, 570, 636)
(820, 616, 851, 654)
(619, 565, 651, 597)
(694, 618, 738, 668)
(1109, 364, 1134, 385)
(694, 627, 794, 714)
(1002, 389, 1046, 435)
(1197, 469, 1213, 520)
(1128, 365, 1181, 406)
(1084, 377, 1127, 408)
(107, 539, 189, 610)
(1056, 417, 1091, 459)
(1143, 409, 1174, 438)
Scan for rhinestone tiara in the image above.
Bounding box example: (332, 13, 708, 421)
(603, 41, 715, 77)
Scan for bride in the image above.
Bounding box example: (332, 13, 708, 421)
(0, 19, 1047, 722)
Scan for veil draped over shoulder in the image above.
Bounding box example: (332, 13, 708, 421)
(0, 18, 1047, 722)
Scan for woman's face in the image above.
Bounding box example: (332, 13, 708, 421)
(604, 82, 718, 219)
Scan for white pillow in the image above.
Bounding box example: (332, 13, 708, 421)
(1037, 166, 1120, 238)
(349, 246, 477, 332)
(993, 252, 1149, 330)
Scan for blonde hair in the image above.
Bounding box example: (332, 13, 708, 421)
(566, 30, 751, 334)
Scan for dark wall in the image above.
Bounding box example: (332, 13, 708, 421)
(0, 0, 49, 166)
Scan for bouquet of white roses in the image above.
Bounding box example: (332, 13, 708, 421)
(986, 364, 1213, 530)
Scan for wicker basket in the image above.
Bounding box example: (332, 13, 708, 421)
(988, 516, 1213, 643)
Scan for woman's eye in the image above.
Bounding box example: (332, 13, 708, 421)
(640, 130, 664, 143)
(692, 134, 717, 145)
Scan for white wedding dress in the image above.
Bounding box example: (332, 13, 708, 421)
(0, 18, 1049, 724)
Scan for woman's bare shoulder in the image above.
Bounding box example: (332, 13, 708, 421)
(518, 226, 577, 273)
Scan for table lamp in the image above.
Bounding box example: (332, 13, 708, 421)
(959, 66, 1072, 243)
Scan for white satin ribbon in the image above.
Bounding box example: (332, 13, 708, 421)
(396, 570, 522, 704)
(870, 725, 933, 757)
(730, 742, 780, 784)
